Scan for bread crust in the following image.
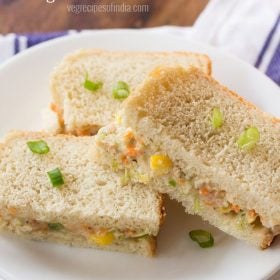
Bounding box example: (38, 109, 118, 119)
(50, 50, 211, 135)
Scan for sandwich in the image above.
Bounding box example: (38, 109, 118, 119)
(93, 66, 280, 249)
(49, 49, 211, 135)
(0, 131, 164, 256)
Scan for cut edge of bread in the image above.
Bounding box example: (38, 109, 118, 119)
(49, 50, 212, 135)
(0, 130, 165, 256)
(92, 65, 280, 248)
(93, 127, 274, 249)
(0, 219, 156, 256)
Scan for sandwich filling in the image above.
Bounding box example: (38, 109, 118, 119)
(94, 121, 277, 248)
(0, 208, 152, 247)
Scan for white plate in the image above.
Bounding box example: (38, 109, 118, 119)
(0, 30, 279, 280)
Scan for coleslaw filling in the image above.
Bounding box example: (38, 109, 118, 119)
(94, 123, 276, 235)
(0, 211, 152, 246)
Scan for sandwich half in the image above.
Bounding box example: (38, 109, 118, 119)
(94, 67, 280, 249)
(49, 49, 211, 135)
(0, 131, 164, 256)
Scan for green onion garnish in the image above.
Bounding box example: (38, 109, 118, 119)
(48, 222, 64, 231)
(236, 212, 248, 230)
(136, 234, 149, 239)
(83, 73, 103, 92)
(120, 169, 131, 186)
(168, 179, 177, 187)
(211, 108, 223, 128)
(27, 140, 49, 154)
(189, 230, 214, 248)
(237, 127, 260, 150)
(111, 159, 119, 171)
(112, 81, 130, 100)
(47, 168, 64, 188)
(193, 197, 201, 213)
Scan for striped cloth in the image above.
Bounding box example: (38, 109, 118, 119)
(190, 0, 280, 86)
(0, 1, 279, 87)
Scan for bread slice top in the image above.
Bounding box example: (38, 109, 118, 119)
(0, 131, 163, 235)
(122, 66, 280, 228)
(50, 49, 211, 135)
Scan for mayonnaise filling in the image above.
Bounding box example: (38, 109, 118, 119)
(95, 123, 276, 235)
(0, 214, 151, 246)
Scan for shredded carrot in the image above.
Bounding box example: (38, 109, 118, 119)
(199, 186, 209, 196)
(50, 103, 59, 114)
(230, 204, 241, 213)
(126, 147, 138, 158)
(248, 209, 257, 218)
(204, 201, 215, 206)
(50, 103, 64, 127)
(8, 207, 17, 216)
(123, 229, 136, 237)
(76, 129, 89, 136)
(121, 154, 129, 165)
(177, 178, 186, 186)
(82, 224, 92, 231)
(124, 130, 136, 147)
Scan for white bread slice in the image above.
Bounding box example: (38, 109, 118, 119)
(0, 131, 164, 256)
(50, 49, 211, 135)
(94, 67, 280, 248)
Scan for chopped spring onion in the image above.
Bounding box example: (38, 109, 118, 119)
(168, 179, 177, 187)
(48, 222, 64, 231)
(111, 159, 119, 171)
(136, 234, 149, 239)
(236, 212, 248, 230)
(237, 127, 260, 150)
(219, 206, 232, 214)
(112, 81, 130, 100)
(193, 197, 201, 213)
(189, 230, 214, 248)
(47, 168, 64, 188)
(27, 140, 49, 154)
(115, 81, 129, 90)
(211, 108, 223, 128)
(137, 173, 150, 184)
(83, 73, 103, 92)
(120, 169, 131, 186)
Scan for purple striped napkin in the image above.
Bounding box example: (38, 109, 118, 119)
(190, 0, 280, 86)
(255, 15, 280, 84)
(14, 31, 68, 54)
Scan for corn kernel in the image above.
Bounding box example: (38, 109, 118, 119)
(149, 154, 173, 174)
(89, 231, 115, 246)
(115, 114, 122, 124)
